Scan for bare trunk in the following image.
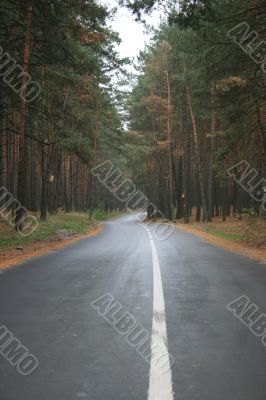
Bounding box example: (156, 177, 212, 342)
(185, 82, 208, 222)
(165, 69, 174, 221)
(88, 100, 100, 215)
(208, 84, 216, 222)
(16, 0, 33, 229)
(40, 142, 48, 221)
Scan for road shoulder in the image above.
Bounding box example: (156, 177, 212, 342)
(0, 225, 103, 272)
(175, 223, 266, 265)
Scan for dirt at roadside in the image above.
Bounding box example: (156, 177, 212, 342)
(175, 217, 266, 265)
(0, 225, 103, 271)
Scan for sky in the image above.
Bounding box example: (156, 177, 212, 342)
(100, 0, 162, 60)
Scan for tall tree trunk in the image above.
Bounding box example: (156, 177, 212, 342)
(183, 119, 191, 224)
(16, 0, 33, 229)
(196, 176, 201, 222)
(0, 129, 6, 188)
(30, 135, 38, 211)
(88, 99, 100, 216)
(222, 185, 228, 222)
(165, 69, 174, 221)
(40, 142, 48, 221)
(207, 84, 216, 221)
(0, 80, 4, 189)
(185, 82, 209, 222)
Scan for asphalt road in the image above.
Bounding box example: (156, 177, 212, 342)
(1, 213, 266, 400)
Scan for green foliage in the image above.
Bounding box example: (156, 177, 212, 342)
(92, 209, 122, 221)
(124, 0, 266, 221)
(0, 0, 127, 165)
(0, 210, 122, 250)
(203, 226, 244, 241)
(0, 213, 95, 249)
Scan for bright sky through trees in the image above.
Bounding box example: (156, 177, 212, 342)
(100, 0, 162, 59)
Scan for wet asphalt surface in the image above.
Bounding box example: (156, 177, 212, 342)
(0, 213, 266, 400)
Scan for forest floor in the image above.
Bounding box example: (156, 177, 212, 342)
(175, 213, 266, 265)
(0, 210, 120, 271)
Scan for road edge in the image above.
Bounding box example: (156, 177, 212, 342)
(0, 224, 104, 272)
(174, 223, 266, 265)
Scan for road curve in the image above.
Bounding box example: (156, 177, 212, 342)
(0, 213, 266, 400)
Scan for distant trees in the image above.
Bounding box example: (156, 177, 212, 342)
(0, 0, 126, 224)
(126, 0, 266, 222)
(1, 0, 265, 227)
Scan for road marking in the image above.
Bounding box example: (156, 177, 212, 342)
(145, 226, 174, 400)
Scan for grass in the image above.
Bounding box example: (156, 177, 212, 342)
(92, 208, 121, 221)
(0, 210, 121, 250)
(202, 226, 244, 241)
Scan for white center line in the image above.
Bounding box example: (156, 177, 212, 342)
(145, 225, 174, 400)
